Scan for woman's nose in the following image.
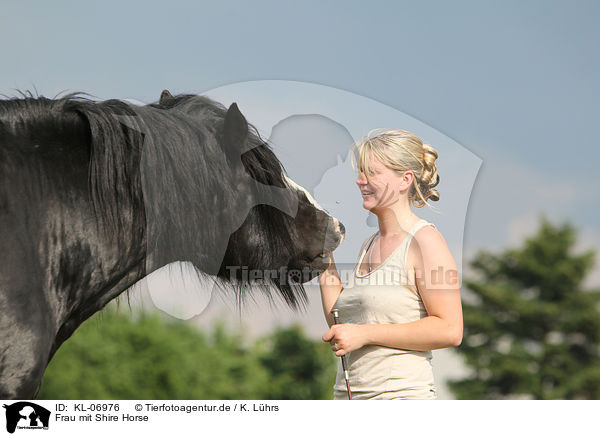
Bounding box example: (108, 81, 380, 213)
(356, 172, 367, 184)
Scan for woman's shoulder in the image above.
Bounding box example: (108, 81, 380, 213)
(412, 220, 443, 245)
(411, 219, 437, 234)
(408, 221, 456, 268)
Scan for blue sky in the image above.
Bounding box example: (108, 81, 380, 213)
(2, 1, 597, 221)
(2, 1, 599, 399)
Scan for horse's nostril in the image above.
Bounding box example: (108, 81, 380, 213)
(332, 219, 345, 246)
(333, 219, 345, 234)
(332, 218, 344, 235)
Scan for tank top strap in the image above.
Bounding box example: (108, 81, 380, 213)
(353, 232, 378, 273)
(407, 219, 436, 236)
(356, 219, 437, 272)
(391, 219, 437, 267)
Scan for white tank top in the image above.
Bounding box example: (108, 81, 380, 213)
(332, 219, 437, 400)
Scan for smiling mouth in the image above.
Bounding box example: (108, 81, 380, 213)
(361, 191, 374, 196)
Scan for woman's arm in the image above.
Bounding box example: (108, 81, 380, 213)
(362, 315, 461, 351)
(318, 253, 343, 328)
(363, 225, 463, 351)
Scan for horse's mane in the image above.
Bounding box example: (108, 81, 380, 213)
(0, 90, 308, 311)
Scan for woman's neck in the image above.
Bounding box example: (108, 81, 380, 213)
(375, 206, 418, 237)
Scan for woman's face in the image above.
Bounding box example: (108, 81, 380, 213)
(356, 155, 410, 211)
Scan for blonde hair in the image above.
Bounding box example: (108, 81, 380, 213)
(350, 128, 440, 209)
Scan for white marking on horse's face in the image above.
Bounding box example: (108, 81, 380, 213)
(283, 174, 327, 214)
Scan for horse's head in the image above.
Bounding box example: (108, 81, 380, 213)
(156, 90, 345, 307)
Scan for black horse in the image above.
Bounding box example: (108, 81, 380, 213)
(0, 89, 345, 399)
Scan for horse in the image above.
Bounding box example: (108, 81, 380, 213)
(0, 89, 345, 399)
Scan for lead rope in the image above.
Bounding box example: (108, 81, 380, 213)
(331, 308, 352, 400)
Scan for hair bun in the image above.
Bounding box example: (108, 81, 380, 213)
(417, 143, 440, 205)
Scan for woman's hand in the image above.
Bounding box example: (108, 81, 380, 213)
(322, 323, 368, 356)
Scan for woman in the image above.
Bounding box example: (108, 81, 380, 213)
(319, 128, 463, 400)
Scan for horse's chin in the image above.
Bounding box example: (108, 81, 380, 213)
(286, 255, 331, 282)
(308, 260, 330, 279)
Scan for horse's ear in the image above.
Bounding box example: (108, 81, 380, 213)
(159, 89, 173, 104)
(223, 102, 248, 167)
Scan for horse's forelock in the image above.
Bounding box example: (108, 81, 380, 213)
(155, 93, 290, 189)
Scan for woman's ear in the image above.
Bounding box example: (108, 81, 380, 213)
(403, 170, 415, 188)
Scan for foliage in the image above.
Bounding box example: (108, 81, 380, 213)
(37, 305, 337, 400)
(254, 323, 338, 400)
(449, 215, 600, 399)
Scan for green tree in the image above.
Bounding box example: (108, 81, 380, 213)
(37, 306, 270, 399)
(449, 215, 600, 399)
(254, 323, 338, 400)
(37, 304, 337, 399)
